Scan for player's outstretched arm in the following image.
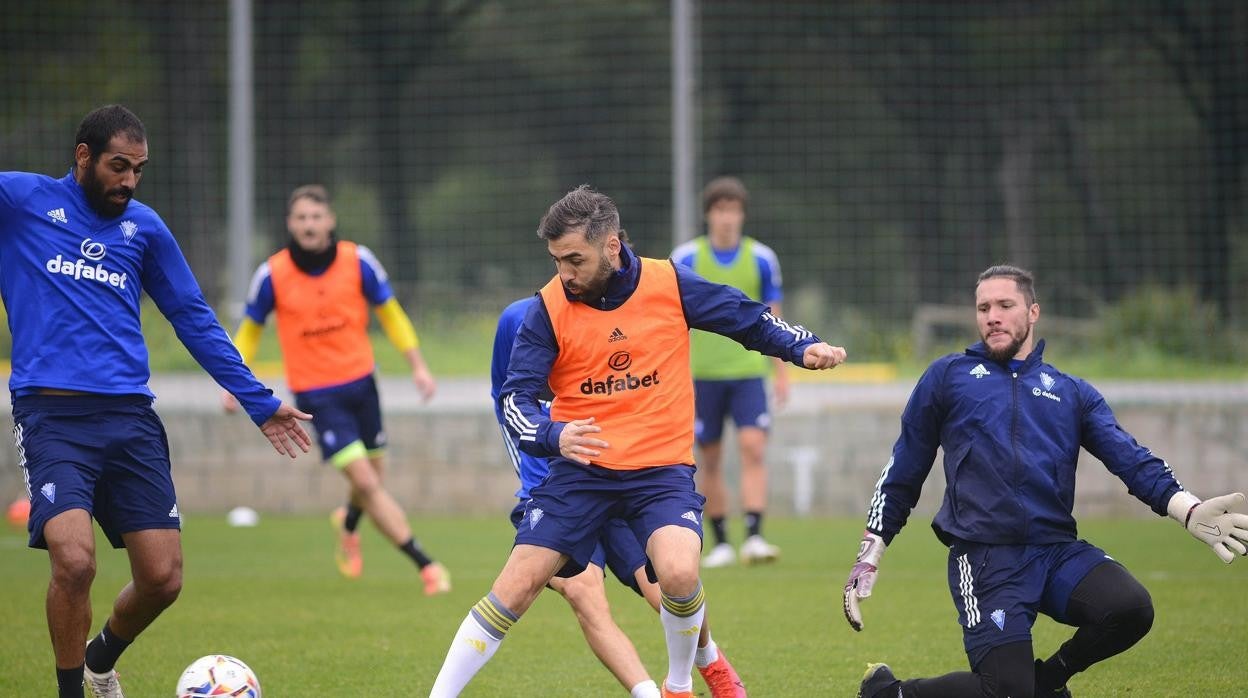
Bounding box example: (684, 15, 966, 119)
(803, 342, 847, 369)
(843, 531, 885, 631)
(223, 318, 265, 416)
(1168, 491, 1248, 563)
(259, 403, 314, 458)
(373, 297, 436, 401)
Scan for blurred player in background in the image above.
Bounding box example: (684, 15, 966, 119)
(846, 265, 1248, 698)
(491, 294, 746, 697)
(671, 177, 786, 568)
(0, 104, 312, 698)
(431, 185, 845, 697)
(223, 184, 450, 594)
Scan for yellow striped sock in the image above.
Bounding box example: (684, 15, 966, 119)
(661, 584, 706, 618)
(470, 594, 518, 640)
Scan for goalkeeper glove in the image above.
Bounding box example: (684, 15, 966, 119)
(843, 531, 885, 631)
(1167, 491, 1248, 564)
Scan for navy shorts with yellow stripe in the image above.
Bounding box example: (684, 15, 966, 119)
(514, 461, 705, 579)
(294, 374, 385, 463)
(13, 394, 179, 550)
(946, 538, 1115, 669)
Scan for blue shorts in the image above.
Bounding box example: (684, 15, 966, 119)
(946, 538, 1116, 668)
(515, 461, 705, 579)
(511, 502, 647, 595)
(694, 378, 770, 444)
(294, 375, 385, 462)
(13, 394, 179, 550)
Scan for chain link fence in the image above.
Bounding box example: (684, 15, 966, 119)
(3, 0, 1245, 363)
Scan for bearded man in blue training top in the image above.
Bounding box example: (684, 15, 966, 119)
(0, 104, 312, 698)
(846, 265, 1248, 698)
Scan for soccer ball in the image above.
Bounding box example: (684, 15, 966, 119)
(175, 655, 261, 697)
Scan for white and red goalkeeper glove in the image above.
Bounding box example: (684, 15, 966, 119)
(1167, 491, 1248, 564)
(843, 531, 885, 631)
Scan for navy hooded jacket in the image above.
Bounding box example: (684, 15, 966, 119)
(866, 340, 1185, 546)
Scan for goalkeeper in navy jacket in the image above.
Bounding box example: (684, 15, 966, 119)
(847, 265, 1248, 698)
(0, 105, 311, 698)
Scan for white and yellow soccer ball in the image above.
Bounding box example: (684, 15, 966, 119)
(175, 654, 261, 697)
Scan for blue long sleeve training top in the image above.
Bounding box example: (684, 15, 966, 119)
(0, 170, 280, 425)
(491, 295, 553, 499)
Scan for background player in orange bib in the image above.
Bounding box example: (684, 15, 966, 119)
(223, 184, 449, 594)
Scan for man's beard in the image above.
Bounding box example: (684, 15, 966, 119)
(983, 323, 1031, 363)
(566, 255, 613, 300)
(288, 233, 338, 273)
(81, 165, 133, 218)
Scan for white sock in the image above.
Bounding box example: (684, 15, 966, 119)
(630, 679, 661, 698)
(694, 637, 719, 669)
(429, 615, 504, 697)
(660, 585, 706, 693)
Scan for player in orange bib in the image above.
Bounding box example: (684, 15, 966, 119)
(223, 184, 449, 595)
(431, 185, 847, 698)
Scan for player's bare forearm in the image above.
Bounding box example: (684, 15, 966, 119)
(404, 347, 437, 400)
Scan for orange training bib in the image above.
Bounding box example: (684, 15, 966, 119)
(269, 240, 373, 392)
(540, 257, 695, 470)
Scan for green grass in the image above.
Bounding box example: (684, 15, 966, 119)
(8, 292, 1248, 380)
(129, 297, 1248, 381)
(1, 517, 1244, 695)
(149, 320, 1248, 383)
(142, 305, 496, 377)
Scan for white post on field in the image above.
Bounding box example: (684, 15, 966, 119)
(671, 0, 699, 248)
(790, 446, 820, 517)
(226, 0, 254, 317)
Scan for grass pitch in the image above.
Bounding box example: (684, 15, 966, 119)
(1, 516, 1244, 695)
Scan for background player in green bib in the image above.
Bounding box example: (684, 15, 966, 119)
(671, 177, 788, 568)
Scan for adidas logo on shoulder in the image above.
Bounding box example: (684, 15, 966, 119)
(969, 363, 990, 379)
(47, 208, 68, 225)
(681, 510, 699, 525)
(608, 327, 628, 343)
